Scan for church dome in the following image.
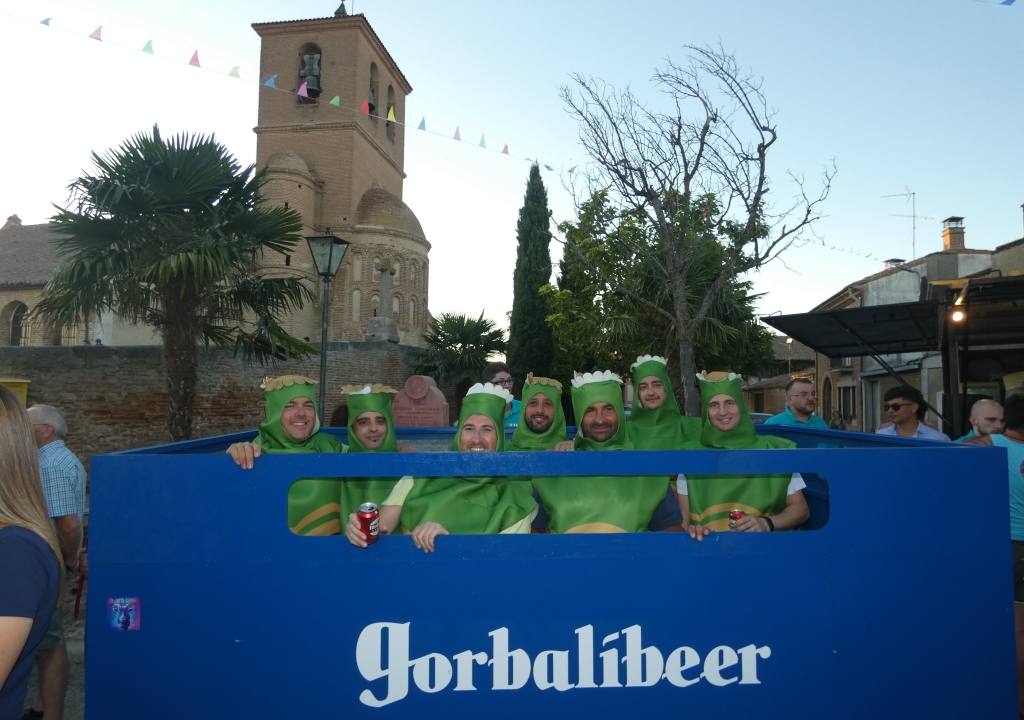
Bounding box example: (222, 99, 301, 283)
(265, 152, 312, 177)
(354, 187, 425, 239)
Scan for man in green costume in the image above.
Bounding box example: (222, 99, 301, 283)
(627, 354, 702, 450)
(532, 371, 670, 533)
(677, 372, 809, 540)
(507, 374, 567, 451)
(346, 382, 537, 552)
(226, 375, 347, 536)
(339, 384, 404, 516)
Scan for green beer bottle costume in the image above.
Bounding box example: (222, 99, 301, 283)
(394, 383, 537, 534)
(683, 372, 796, 531)
(627, 355, 702, 450)
(340, 384, 403, 516)
(508, 375, 567, 451)
(253, 375, 347, 536)
(532, 371, 669, 533)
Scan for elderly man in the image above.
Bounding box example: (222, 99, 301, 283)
(24, 404, 87, 720)
(507, 374, 567, 451)
(875, 386, 950, 442)
(346, 382, 536, 552)
(532, 371, 669, 533)
(764, 377, 828, 429)
(955, 398, 1005, 443)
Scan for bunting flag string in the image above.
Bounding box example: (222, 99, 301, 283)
(14, 9, 582, 177)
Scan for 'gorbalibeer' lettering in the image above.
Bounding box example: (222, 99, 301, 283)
(356, 622, 772, 708)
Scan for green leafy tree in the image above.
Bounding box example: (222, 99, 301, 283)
(34, 126, 315, 440)
(562, 45, 833, 412)
(416, 311, 507, 389)
(506, 164, 555, 386)
(545, 191, 775, 397)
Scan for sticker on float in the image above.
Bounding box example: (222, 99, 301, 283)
(107, 597, 141, 631)
(356, 621, 772, 707)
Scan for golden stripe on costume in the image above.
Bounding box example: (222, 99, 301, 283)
(303, 519, 342, 536)
(564, 522, 628, 534)
(292, 503, 342, 535)
(689, 502, 762, 523)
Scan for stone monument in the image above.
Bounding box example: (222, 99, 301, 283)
(392, 375, 449, 427)
(366, 258, 400, 343)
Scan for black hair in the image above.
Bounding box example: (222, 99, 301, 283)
(884, 385, 926, 420)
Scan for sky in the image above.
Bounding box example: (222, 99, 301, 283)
(1, 0, 1021, 334)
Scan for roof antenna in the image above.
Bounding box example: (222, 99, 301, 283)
(882, 188, 932, 260)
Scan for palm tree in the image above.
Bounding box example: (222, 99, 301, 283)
(34, 126, 315, 440)
(417, 312, 506, 388)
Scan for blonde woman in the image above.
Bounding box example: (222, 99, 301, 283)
(0, 386, 61, 716)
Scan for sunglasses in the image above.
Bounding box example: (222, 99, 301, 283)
(884, 402, 914, 412)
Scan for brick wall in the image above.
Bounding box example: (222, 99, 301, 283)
(0, 342, 422, 467)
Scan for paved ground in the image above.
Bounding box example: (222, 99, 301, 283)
(25, 575, 85, 720)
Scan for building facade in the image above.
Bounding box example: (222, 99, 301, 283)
(252, 7, 430, 346)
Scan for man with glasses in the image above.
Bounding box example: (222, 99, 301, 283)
(482, 361, 520, 429)
(764, 377, 829, 429)
(875, 386, 950, 441)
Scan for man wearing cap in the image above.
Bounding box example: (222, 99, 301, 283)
(339, 384, 405, 516)
(507, 374, 567, 451)
(226, 375, 347, 535)
(532, 371, 670, 533)
(346, 383, 537, 552)
(678, 372, 809, 540)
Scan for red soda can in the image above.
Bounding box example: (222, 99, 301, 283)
(728, 508, 744, 528)
(358, 502, 380, 544)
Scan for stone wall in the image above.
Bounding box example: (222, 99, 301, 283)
(0, 341, 422, 467)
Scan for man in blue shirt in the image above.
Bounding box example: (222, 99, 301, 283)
(874, 386, 950, 442)
(24, 404, 86, 720)
(954, 398, 1004, 443)
(764, 377, 829, 429)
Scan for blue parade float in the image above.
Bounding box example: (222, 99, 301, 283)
(85, 425, 1015, 718)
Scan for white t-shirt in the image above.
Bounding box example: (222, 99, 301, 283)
(676, 473, 806, 496)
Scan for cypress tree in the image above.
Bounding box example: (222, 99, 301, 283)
(507, 164, 555, 386)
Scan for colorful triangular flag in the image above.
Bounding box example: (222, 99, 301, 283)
(501, 144, 509, 155)
(568, 166, 577, 174)
(417, 117, 426, 131)
(386, 105, 396, 122)
(297, 81, 308, 98)
(263, 74, 278, 88)
(142, 40, 154, 54)
(544, 164, 554, 171)
(89, 26, 102, 41)
(359, 100, 370, 114)
(479, 134, 487, 148)
(453, 126, 461, 141)
(40, 18, 52, 26)
(329, 96, 340, 106)
(189, 50, 200, 67)
(229, 67, 240, 78)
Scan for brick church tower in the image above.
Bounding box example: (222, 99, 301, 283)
(252, 3, 429, 346)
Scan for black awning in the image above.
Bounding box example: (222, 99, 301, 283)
(763, 302, 942, 358)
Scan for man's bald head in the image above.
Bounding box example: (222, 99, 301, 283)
(969, 399, 1004, 437)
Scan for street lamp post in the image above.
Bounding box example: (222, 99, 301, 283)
(785, 336, 794, 376)
(305, 229, 351, 415)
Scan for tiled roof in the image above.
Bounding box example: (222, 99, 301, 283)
(0, 219, 63, 288)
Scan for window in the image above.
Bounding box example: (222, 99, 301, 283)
(352, 254, 362, 282)
(351, 290, 361, 323)
(409, 299, 416, 328)
(840, 386, 856, 422)
(298, 44, 322, 104)
(386, 85, 396, 142)
(8, 302, 29, 346)
(393, 258, 401, 286)
(410, 263, 417, 289)
(368, 63, 379, 118)
(371, 293, 380, 318)
(392, 296, 400, 322)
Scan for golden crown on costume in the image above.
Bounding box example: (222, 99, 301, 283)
(340, 383, 398, 396)
(259, 375, 317, 391)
